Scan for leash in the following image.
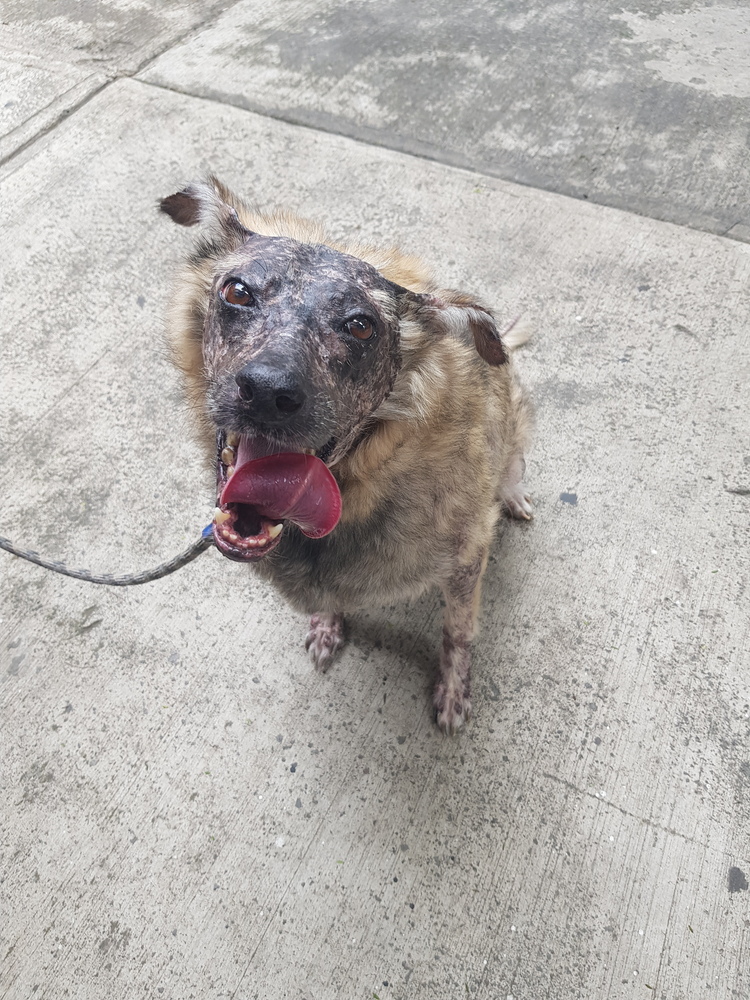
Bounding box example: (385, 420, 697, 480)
(0, 524, 215, 586)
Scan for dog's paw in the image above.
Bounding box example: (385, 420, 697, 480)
(433, 681, 472, 735)
(503, 483, 533, 520)
(305, 612, 345, 673)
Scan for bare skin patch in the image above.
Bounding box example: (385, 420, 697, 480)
(305, 612, 345, 672)
(201, 235, 403, 460)
(435, 552, 486, 734)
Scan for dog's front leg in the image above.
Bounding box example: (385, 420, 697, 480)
(501, 452, 533, 521)
(434, 550, 488, 734)
(305, 612, 345, 673)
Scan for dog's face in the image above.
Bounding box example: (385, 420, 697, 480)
(162, 178, 509, 563)
(203, 234, 402, 456)
(161, 183, 405, 561)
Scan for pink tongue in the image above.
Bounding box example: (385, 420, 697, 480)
(221, 453, 342, 539)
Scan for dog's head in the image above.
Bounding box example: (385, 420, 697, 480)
(161, 178, 509, 561)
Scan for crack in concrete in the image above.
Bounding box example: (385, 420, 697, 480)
(541, 771, 704, 845)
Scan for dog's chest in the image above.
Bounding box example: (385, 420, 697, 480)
(254, 506, 450, 614)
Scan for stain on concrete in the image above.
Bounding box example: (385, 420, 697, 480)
(486, 678, 502, 702)
(97, 920, 132, 953)
(616, 7, 750, 98)
(535, 378, 600, 411)
(20, 760, 54, 803)
(560, 492, 578, 506)
(8, 653, 25, 675)
(728, 867, 748, 893)
(75, 606, 103, 635)
(674, 323, 698, 338)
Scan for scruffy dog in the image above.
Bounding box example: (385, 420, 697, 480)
(160, 177, 532, 733)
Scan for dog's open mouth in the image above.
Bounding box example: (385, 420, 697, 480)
(212, 432, 342, 561)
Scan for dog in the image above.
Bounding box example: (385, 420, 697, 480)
(160, 176, 532, 733)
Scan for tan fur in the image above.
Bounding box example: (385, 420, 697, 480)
(163, 179, 532, 733)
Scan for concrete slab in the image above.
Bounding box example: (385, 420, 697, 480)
(138, 0, 750, 240)
(1, 78, 749, 999)
(0, 58, 105, 163)
(0, 0, 231, 163)
(0, 1, 234, 75)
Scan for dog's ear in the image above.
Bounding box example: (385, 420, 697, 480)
(392, 286, 509, 366)
(441, 295, 508, 365)
(159, 176, 252, 245)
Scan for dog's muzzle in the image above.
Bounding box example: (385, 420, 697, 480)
(211, 431, 342, 561)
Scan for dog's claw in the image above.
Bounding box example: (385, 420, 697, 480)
(305, 612, 345, 673)
(433, 682, 472, 735)
(504, 487, 533, 520)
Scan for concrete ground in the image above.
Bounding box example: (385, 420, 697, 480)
(1, 3, 749, 999)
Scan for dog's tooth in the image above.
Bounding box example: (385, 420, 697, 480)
(213, 508, 232, 525)
(228, 532, 239, 544)
(246, 537, 258, 547)
(226, 465, 236, 478)
(221, 446, 236, 466)
(268, 523, 283, 539)
(226, 431, 240, 447)
(255, 536, 268, 547)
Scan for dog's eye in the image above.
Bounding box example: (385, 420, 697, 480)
(344, 316, 375, 341)
(221, 280, 254, 307)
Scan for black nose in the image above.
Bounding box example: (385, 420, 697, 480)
(234, 362, 306, 424)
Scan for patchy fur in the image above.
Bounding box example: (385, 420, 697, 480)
(161, 176, 532, 733)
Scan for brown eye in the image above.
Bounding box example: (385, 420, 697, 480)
(221, 280, 253, 306)
(345, 316, 374, 340)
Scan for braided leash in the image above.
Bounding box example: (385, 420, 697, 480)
(0, 525, 215, 586)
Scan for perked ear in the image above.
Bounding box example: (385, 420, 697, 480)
(394, 287, 510, 366)
(159, 175, 252, 245)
